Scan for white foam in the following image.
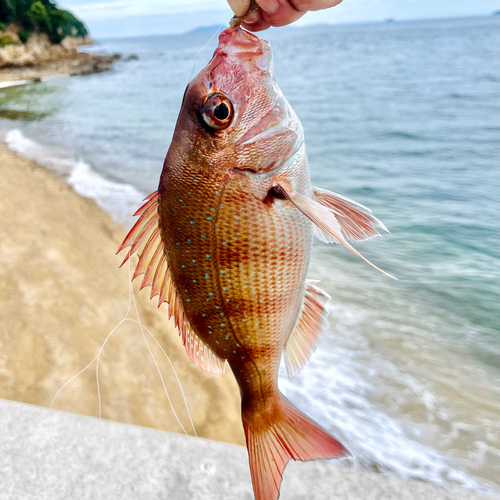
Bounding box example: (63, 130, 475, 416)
(0, 80, 34, 89)
(278, 300, 499, 496)
(6, 129, 145, 228)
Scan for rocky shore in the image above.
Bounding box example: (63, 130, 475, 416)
(0, 32, 119, 84)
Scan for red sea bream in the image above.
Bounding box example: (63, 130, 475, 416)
(119, 26, 391, 500)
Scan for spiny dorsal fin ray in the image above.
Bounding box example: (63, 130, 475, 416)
(118, 192, 226, 377)
(284, 280, 330, 377)
(275, 184, 397, 280)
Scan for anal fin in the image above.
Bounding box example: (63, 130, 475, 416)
(284, 280, 330, 377)
(118, 192, 226, 377)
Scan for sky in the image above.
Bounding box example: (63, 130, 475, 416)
(58, 0, 500, 39)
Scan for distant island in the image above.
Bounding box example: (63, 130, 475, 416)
(0, 0, 119, 83)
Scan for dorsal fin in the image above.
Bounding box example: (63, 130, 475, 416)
(284, 280, 330, 377)
(118, 192, 226, 377)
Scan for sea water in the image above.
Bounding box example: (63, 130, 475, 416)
(0, 15, 499, 495)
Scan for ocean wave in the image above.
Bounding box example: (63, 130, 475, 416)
(279, 299, 500, 497)
(5, 129, 144, 228)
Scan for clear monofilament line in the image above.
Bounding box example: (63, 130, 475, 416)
(188, 15, 233, 82)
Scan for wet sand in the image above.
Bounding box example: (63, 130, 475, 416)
(0, 143, 245, 447)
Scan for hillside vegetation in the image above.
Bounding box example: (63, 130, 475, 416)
(0, 0, 87, 45)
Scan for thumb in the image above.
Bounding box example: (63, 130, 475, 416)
(228, 0, 251, 17)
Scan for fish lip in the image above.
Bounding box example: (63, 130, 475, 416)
(214, 27, 273, 73)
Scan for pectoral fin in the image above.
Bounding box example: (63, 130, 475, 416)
(314, 187, 388, 241)
(284, 280, 330, 377)
(118, 192, 226, 376)
(275, 184, 396, 280)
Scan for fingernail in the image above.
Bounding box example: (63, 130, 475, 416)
(259, 0, 280, 14)
(227, 0, 250, 17)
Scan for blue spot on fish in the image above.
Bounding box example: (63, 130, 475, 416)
(190, 221, 194, 224)
(207, 217, 211, 221)
(206, 254, 210, 258)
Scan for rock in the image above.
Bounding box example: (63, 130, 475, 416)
(124, 54, 139, 62)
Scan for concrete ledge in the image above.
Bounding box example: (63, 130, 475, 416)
(0, 399, 496, 500)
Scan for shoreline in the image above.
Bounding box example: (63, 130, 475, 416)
(2, 131, 499, 498)
(3, 132, 500, 500)
(0, 50, 120, 85)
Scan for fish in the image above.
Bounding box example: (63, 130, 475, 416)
(118, 26, 391, 500)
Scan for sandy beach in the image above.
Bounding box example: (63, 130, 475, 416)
(0, 142, 245, 447)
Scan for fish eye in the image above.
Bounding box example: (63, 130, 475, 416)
(201, 93, 233, 130)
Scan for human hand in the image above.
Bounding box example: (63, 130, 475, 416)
(228, 0, 343, 32)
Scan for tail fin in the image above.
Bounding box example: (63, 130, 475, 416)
(242, 394, 345, 500)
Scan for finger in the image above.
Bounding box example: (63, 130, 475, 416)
(227, 0, 251, 17)
(257, 0, 281, 15)
(241, 11, 272, 31)
(291, 0, 343, 12)
(260, 1, 306, 27)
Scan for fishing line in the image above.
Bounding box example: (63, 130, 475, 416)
(188, 15, 233, 82)
(48, 249, 197, 452)
(128, 264, 193, 436)
(125, 318, 198, 437)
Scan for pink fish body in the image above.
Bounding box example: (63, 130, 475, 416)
(119, 27, 390, 500)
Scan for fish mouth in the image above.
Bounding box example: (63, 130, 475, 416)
(215, 27, 273, 73)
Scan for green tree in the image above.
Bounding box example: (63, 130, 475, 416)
(0, 0, 88, 44)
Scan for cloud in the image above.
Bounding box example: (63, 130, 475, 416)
(61, 0, 231, 20)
